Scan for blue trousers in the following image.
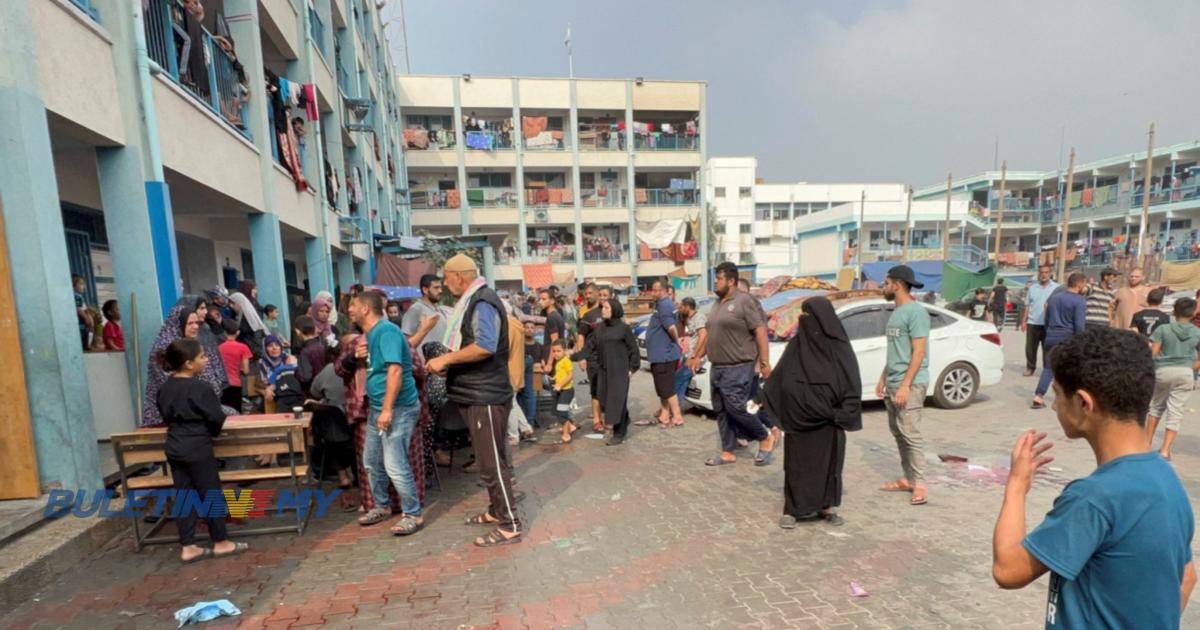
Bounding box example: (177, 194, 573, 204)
(1035, 336, 1066, 397)
(363, 405, 421, 516)
(674, 366, 693, 407)
(711, 363, 769, 453)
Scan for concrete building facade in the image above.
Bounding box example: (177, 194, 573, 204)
(399, 75, 708, 291)
(1, 0, 405, 492)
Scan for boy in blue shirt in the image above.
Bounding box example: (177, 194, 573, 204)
(992, 327, 1196, 628)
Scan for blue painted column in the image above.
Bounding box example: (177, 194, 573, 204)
(337, 252, 356, 291)
(305, 236, 333, 298)
(227, 0, 290, 325)
(0, 0, 100, 490)
(97, 147, 167, 411)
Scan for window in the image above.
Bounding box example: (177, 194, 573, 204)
(773, 209, 790, 221)
(1091, 228, 1113, 238)
(1161, 219, 1193, 231)
(755, 204, 771, 220)
(840, 307, 889, 340)
(467, 173, 512, 187)
(924, 307, 954, 329)
(714, 187, 726, 198)
(739, 187, 752, 198)
(755, 237, 770, 245)
(739, 224, 752, 234)
(715, 222, 726, 234)
(738, 252, 754, 264)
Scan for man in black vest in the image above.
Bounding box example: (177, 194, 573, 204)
(426, 254, 521, 547)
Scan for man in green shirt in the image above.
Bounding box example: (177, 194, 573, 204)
(876, 265, 931, 506)
(1147, 297, 1200, 460)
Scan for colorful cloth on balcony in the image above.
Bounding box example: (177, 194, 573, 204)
(522, 116, 548, 139)
(304, 84, 318, 121)
(465, 131, 493, 150)
(522, 263, 554, 290)
(445, 190, 461, 209)
(403, 128, 429, 149)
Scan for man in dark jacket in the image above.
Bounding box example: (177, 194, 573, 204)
(426, 255, 519, 547)
(292, 315, 326, 394)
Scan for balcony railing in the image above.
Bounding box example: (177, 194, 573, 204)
(411, 190, 460, 209)
(309, 6, 328, 59)
(580, 188, 627, 208)
(464, 130, 514, 151)
(977, 181, 1200, 225)
(524, 188, 573, 207)
(144, 0, 249, 137)
(633, 134, 699, 151)
(466, 188, 517, 208)
(637, 188, 699, 206)
(403, 128, 456, 150)
(577, 129, 624, 151)
(338, 215, 371, 244)
(640, 241, 700, 261)
(524, 133, 567, 151)
(70, 0, 100, 21)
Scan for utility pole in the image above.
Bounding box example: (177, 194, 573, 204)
(1056, 148, 1076, 283)
(942, 174, 952, 263)
(856, 189, 866, 284)
(903, 186, 913, 262)
(1136, 122, 1156, 264)
(993, 160, 1007, 266)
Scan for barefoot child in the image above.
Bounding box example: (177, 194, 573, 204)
(551, 340, 577, 442)
(1147, 297, 1200, 460)
(992, 327, 1195, 628)
(156, 338, 249, 563)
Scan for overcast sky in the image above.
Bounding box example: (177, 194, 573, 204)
(384, 0, 1200, 187)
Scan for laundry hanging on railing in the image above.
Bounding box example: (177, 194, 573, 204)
(668, 178, 696, 190)
(304, 84, 318, 121)
(464, 131, 493, 150)
(403, 128, 429, 149)
(525, 131, 557, 148)
(522, 116, 548, 139)
(636, 218, 688, 250)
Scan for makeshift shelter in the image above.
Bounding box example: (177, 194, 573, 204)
(941, 263, 997, 303)
(1160, 261, 1200, 290)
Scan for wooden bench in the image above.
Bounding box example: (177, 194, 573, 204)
(111, 414, 313, 550)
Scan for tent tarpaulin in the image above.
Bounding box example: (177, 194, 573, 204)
(1160, 261, 1200, 290)
(862, 260, 943, 293)
(522, 263, 554, 289)
(941, 263, 996, 303)
(635, 219, 687, 250)
(375, 253, 434, 287)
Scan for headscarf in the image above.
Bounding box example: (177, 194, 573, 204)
(258, 334, 289, 384)
(316, 290, 338, 327)
(141, 295, 229, 426)
(762, 296, 862, 433)
(238, 280, 259, 308)
(230, 292, 266, 332)
(599, 298, 627, 340)
(310, 297, 335, 340)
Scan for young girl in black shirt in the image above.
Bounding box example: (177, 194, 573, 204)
(157, 338, 249, 563)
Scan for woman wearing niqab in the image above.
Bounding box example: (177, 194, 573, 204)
(762, 296, 862, 527)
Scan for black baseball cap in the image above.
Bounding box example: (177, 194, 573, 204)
(886, 265, 925, 289)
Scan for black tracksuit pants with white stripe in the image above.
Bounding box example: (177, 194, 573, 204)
(463, 402, 521, 531)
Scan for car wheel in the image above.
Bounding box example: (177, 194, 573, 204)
(934, 362, 978, 409)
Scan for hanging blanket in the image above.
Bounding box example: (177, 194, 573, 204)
(521, 116, 548, 139)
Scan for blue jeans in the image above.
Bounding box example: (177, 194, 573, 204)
(520, 365, 537, 428)
(674, 366, 693, 407)
(711, 363, 769, 452)
(364, 405, 421, 516)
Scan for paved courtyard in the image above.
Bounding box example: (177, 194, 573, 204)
(8, 328, 1200, 629)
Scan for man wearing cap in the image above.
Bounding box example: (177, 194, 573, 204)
(426, 254, 521, 547)
(876, 265, 931, 506)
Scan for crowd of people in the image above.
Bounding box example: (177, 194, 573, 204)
(135, 252, 1200, 627)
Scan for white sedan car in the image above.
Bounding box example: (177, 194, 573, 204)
(685, 296, 1004, 410)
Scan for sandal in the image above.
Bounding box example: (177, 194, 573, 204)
(754, 448, 775, 467)
(466, 512, 498, 526)
(338, 484, 357, 512)
(910, 488, 929, 506)
(182, 548, 213, 564)
(358, 507, 389, 526)
(879, 480, 913, 492)
(391, 515, 423, 536)
(474, 528, 522, 548)
(1030, 399, 1046, 410)
(213, 542, 249, 558)
(778, 515, 797, 530)
(633, 419, 656, 427)
(704, 455, 736, 466)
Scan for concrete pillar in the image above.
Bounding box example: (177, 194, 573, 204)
(227, 0, 290, 325)
(697, 83, 709, 291)
(452, 79, 469, 236)
(337, 251, 356, 291)
(0, 0, 100, 490)
(569, 79, 584, 282)
(511, 79, 527, 266)
(625, 81, 637, 285)
(305, 236, 333, 299)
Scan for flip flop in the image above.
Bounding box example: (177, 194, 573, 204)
(879, 480, 913, 492)
(705, 455, 735, 466)
(754, 449, 775, 467)
(633, 419, 657, 427)
(910, 488, 929, 506)
(1030, 400, 1046, 410)
(213, 542, 249, 558)
(182, 548, 213, 564)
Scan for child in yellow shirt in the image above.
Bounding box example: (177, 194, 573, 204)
(551, 340, 577, 442)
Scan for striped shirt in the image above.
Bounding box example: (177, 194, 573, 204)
(1085, 286, 1115, 326)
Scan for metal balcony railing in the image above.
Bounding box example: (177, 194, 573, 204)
(580, 188, 627, 208)
(633, 134, 699, 151)
(144, 0, 249, 138)
(638, 188, 699, 206)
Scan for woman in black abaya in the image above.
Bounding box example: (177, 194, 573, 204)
(594, 298, 640, 446)
(763, 296, 862, 528)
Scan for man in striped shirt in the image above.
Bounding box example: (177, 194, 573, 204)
(1085, 267, 1119, 330)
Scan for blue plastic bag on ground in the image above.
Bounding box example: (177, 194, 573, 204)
(174, 600, 241, 627)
